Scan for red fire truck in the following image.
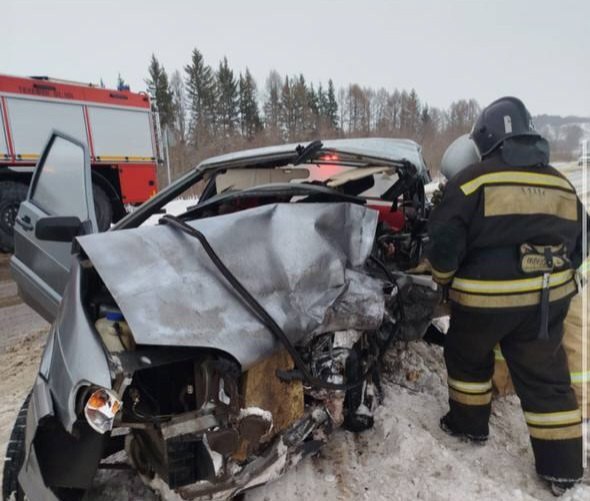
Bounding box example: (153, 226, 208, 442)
(0, 74, 161, 251)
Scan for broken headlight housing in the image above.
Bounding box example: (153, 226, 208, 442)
(84, 388, 122, 434)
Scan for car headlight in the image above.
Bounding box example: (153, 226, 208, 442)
(84, 388, 122, 434)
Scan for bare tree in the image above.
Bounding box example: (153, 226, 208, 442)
(263, 70, 283, 142)
(169, 70, 187, 143)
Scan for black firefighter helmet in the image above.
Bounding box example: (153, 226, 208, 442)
(471, 96, 542, 158)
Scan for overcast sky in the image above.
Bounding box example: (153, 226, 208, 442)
(3, 0, 589, 116)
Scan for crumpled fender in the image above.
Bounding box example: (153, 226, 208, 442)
(47, 258, 112, 433)
(18, 258, 112, 498)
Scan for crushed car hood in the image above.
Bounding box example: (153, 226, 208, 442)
(78, 203, 384, 369)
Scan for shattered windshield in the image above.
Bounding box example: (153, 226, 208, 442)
(174, 162, 404, 222)
(206, 164, 400, 197)
(129, 139, 425, 229)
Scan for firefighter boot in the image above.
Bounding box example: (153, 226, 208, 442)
(439, 413, 488, 444)
(548, 480, 576, 497)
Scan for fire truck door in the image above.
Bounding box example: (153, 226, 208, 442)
(10, 131, 98, 322)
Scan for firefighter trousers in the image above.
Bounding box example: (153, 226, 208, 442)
(444, 299, 583, 482)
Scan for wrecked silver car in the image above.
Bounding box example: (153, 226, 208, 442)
(3, 134, 438, 500)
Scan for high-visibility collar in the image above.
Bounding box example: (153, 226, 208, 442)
(460, 171, 574, 196)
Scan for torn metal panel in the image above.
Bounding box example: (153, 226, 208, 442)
(78, 203, 384, 369)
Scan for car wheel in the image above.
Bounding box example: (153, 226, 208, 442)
(0, 181, 29, 254)
(2, 393, 30, 501)
(92, 184, 113, 232)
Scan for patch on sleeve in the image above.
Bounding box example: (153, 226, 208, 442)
(504, 115, 513, 134)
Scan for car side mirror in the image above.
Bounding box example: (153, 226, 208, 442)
(35, 216, 83, 242)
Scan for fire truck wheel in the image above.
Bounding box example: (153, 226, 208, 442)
(0, 181, 28, 253)
(92, 184, 113, 232)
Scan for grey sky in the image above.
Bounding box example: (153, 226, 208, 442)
(4, 0, 589, 116)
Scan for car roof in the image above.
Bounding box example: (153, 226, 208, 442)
(199, 137, 428, 177)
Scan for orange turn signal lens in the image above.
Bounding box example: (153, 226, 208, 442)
(84, 388, 122, 434)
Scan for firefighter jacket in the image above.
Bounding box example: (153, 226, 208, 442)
(427, 154, 585, 310)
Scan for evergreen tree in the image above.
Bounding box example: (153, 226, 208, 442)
(420, 104, 433, 141)
(326, 79, 339, 129)
(146, 54, 174, 129)
(292, 74, 308, 138)
(239, 68, 262, 140)
(317, 83, 327, 116)
(306, 83, 320, 136)
(406, 89, 421, 137)
(184, 48, 217, 148)
(117, 73, 128, 91)
(216, 57, 239, 138)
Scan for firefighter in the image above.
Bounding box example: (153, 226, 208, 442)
(440, 138, 590, 412)
(428, 97, 586, 495)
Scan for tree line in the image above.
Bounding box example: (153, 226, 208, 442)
(145, 48, 482, 182)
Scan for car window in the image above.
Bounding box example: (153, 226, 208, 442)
(31, 136, 89, 219)
(303, 164, 399, 197)
(138, 163, 404, 228)
(362, 171, 400, 197)
(203, 164, 401, 203)
(140, 196, 200, 226)
(214, 167, 310, 192)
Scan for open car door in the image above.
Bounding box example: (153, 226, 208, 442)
(10, 131, 97, 322)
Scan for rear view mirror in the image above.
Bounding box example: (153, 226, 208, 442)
(35, 216, 83, 242)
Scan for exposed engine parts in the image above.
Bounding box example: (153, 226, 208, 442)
(114, 327, 389, 494)
(80, 205, 438, 498)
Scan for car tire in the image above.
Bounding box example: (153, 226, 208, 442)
(0, 181, 29, 254)
(92, 183, 113, 232)
(2, 393, 30, 501)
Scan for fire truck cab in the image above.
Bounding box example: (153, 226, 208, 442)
(0, 74, 161, 251)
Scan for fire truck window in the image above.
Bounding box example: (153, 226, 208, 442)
(31, 137, 89, 220)
(0, 108, 8, 158)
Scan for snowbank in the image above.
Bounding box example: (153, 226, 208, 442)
(246, 342, 590, 501)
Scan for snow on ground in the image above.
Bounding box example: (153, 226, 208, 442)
(0, 330, 47, 477)
(3, 337, 588, 500)
(245, 342, 590, 501)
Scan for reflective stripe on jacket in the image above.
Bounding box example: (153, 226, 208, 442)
(428, 154, 586, 310)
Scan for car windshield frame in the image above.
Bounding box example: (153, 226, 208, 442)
(112, 139, 428, 231)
